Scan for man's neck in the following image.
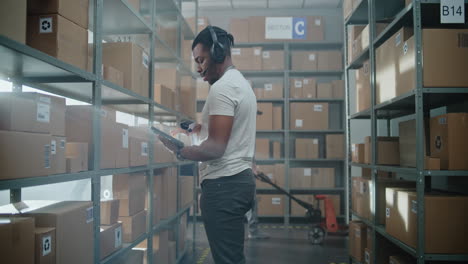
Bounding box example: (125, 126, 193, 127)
(216, 58, 234, 77)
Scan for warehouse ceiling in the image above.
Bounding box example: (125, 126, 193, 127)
(198, 0, 343, 9)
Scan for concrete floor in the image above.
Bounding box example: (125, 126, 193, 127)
(180, 223, 349, 264)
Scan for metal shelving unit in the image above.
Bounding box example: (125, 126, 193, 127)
(345, 0, 468, 263)
(0, 0, 199, 263)
(195, 40, 345, 225)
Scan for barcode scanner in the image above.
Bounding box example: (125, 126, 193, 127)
(180, 120, 194, 132)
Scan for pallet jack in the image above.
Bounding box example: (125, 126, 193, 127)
(255, 171, 345, 244)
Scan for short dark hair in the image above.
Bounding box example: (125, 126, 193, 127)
(192, 26, 234, 56)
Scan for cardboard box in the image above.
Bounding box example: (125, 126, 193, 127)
(302, 78, 317, 98)
(257, 103, 273, 130)
(127, 0, 140, 11)
(262, 50, 284, 70)
(230, 18, 249, 43)
(386, 189, 468, 253)
(51, 136, 66, 174)
(180, 76, 196, 119)
(273, 106, 283, 130)
(179, 176, 194, 208)
(290, 78, 317, 98)
(129, 127, 149, 167)
(25, 201, 94, 264)
(356, 60, 371, 112)
(115, 123, 130, 168)
(0, 217, 34, 264)
(101, 200, 119, 225)
(196, 79, 209, 100)
(100, 223, 123, 259)
(364, 136, 400, 165)
(430, 113, 468, 170)
(376, 27, 412, 104)
(27, 0, 89, 29)
(119, 210, 147, 243)
(113, 174, 146, 216)
(326, 134, 345, 159)
(154, 140, 176, 163)
(263, 82, 283, 99)
(366, 227, 373, 251)
(364, 248, 372, 264)
(291, 168, 334, 188)
(257, 195, 284, 216)
(103, 65, 124, 88)
(1, 0, 27, 43)
(290, 78, 304, 98)
(255, 139, 270, 159)
(153, 231, 169, 264)
(352, 144, 365, 163)
(256, 164, 284, 189)
(317, 82, 333, 98)
(295, 138, 319, 159)
(159, 168, 177, 219)
(290, 103, 329, 130)
(425, 157, 440, 170)
(290, 168, 312, 188)
(352, 177, 371, 219)
(399, 119, 428, 168)
(273, 141, 281, 159)
(232, 47, 262, 71)
(103, 42, 149, 97)
(156, 25, 177, 53)
(349, 221, 368, 262)
(155, 68, 177, 91)
(0, 92, 66, 135)
(27, 14, 88, 70)
(332, 80, 345, 98)
(248, 16, 265, 42)
(347, 25, 366, 64)
(291, 51, 318, 71)
(0, 131, 54, 180)
(65, 142, 88, 173)
(66, 105, 117, 169)
(35, 227, 55, 264)
(317, 51, 342, 71)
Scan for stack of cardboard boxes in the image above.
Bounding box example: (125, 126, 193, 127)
(290, 168, 335, 189)
(100, 199, 123, 259)
(155, 168, 177, 223)
(256, 164, 285, 189)
(257, 103, 283, 131)
(0, 201, 94, 264)
(255, 138, 282, 160)
(112, 174, 147, 244)
(0, 92, 69, 180)
(26, 0, 89, 70)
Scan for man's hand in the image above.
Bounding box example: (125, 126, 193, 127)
(159, 135, 180, 154)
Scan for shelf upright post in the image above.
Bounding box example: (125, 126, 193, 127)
(343, 15, 351, 229)
(91, 0, 104, 263)
(283, 42, 291, 226)
(368, 0, 378, 263)
(413, 0, 425, 263)
(10, 80, 23, 203)
(146, 0, 157, 262)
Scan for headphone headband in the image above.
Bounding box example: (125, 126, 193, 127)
(208, 25, 226, 64)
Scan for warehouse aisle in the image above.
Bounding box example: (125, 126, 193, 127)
(181, 223, 348, 264)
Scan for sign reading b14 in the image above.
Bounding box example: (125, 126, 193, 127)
(265, 17, 310, 40)
(441, 0, 465, 24)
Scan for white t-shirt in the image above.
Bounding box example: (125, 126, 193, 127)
(198, 68, 257, 182)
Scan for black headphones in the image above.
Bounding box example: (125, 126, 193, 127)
(208, 25, 227, 64)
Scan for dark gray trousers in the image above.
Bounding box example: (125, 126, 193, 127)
(200, 169, 256, 264)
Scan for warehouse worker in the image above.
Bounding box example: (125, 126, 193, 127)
(160, 26, 257, 264)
